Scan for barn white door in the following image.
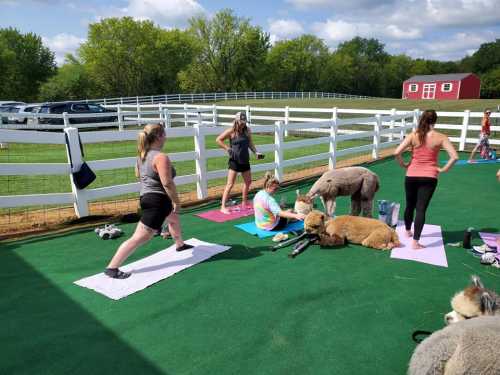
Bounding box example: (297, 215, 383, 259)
(422, 83, 436, 99)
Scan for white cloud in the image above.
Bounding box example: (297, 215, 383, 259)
(268, 19, 304, 40)
(405, 32, 490, 60)
(286, 0, 396, 11)
(42, 33, 85, 65)
(121, 0, 205, 27)
(311, 19, 422, 45)
(385, 0, 500, 28)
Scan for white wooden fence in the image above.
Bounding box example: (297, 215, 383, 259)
(2, 104, 498, 151)
(0, 110, 417, 217)
(61, 91, 375, 106)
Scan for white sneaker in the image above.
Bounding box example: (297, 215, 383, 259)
(473, 244, 494, 253)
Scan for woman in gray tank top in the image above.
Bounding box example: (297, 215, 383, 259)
(216, 112, 263, 214)
(104, 124, 192, 279)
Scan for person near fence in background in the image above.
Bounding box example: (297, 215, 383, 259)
(104, 123, 192, 279)
(217, 111, 264, 214)
(468, 109, 492, 161)
(254, 172, 306, 231)
(394, 109, 458, 250)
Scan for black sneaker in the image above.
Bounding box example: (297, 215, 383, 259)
(176, 244, 194, 252)
(104, 268, 131, 279)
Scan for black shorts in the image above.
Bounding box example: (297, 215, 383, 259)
(139, 193, 173, 231)
(228, 159, 250, 173)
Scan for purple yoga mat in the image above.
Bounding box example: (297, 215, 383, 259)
(196, 205, 254, 223)
(390, 221, 447, 267)
(479, 232, 500, 250)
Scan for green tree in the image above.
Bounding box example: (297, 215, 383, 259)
(464, 39, 500, 74)
(0, 28, 56, 101)
(178, 9, 270, 92)
(39, 55, 93, 101)
(79, 17, 195, 97)
(335, 37, 389, 96)
(382, 54, 415, 98)
(480, 67, 500, 98)
(266, 35, 329, 91)
(319, 51, 356, 94)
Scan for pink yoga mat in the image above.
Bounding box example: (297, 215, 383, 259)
(196, 205, 254, 223)
(391, 222, 447, 267)
(479, 232, 500, 250)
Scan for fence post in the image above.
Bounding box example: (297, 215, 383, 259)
(413, 108, 420, 131)
(284, 106, 290, 137)
(274, 121, 284, 182)
(372, 114, 381, 159)
(137, 103, 141, 125)
(400, 117, 406, 140)
(245, 105, 251, 124)
(184, 103, 189, 127)
(329, 107, 338, 170)
(117, 105, 124, 131)
(63, 112, 70, 128)
(389, 108, 396, 142)
(212, 104, 217, 126)
(163, 109, 171, 128)
(194, 113, 208, 199)
(158, 103, 164, 125)
(459, 109, 470, 151)
(64, 127, 89, 217)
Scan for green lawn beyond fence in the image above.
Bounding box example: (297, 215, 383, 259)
(1, 153, 499, 375)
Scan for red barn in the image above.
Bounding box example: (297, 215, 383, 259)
(402, 73, 480, 100)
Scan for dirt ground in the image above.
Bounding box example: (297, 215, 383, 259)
(0, 150, 395, 240)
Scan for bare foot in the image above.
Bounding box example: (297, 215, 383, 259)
(220, 207, 231, 214)
(411, 240, 425, 250)
(406, 230, 413, 238)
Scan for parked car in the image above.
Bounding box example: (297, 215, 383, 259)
(38, 102, 118, 125)
(6, 105, 41, 124)
(0, 101, 26, 124)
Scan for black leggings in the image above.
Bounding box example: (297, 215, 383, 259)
(404, 177, 438, 241)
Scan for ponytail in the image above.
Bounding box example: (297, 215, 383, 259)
(137, 124, 165, 161)
(263, 171, 279, 190)
(417, 110, 437, 145)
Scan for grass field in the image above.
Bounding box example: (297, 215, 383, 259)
(215, 97, 500, 113)
(2, 152, 499, 375)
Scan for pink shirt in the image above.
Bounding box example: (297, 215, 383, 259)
(406, 143, 440, 178)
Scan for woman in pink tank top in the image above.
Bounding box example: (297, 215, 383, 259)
(394, 110, 458, 249)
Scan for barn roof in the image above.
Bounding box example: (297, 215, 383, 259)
(405, 73, 474, 82)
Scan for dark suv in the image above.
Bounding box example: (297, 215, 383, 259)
(38, 102, 117, 125)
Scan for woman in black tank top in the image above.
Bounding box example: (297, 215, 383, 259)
(216, 112, 263, 214)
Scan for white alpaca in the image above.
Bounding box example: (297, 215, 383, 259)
(408, 316, 500, 375)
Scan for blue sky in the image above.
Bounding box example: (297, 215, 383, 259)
(1, 0, 499, 65)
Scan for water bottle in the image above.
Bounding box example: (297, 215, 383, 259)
(463, 227, 473, 249)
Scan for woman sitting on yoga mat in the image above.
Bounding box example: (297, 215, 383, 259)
(105, 124, 192, 279)
(216, 111, 264, 214)
(394, 110, 458, 250)
(253, 172, 306, 231)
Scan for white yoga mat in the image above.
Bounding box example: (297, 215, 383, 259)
(75, 238, 230, 300)
(391, 222, 447, 267)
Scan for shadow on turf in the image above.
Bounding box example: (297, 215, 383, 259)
(0, 246, 167, 375)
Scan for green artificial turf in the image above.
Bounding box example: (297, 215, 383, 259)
(1, 153, 499, 375)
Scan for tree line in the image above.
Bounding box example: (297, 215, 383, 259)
(1, 9, 499, 103)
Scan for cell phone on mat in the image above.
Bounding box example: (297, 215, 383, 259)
(256, 153, 265, 160)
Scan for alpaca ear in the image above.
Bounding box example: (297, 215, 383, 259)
(471, 275, 484, 289)
(480, 291, 497, 315)
(296, 189, 300, 197)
